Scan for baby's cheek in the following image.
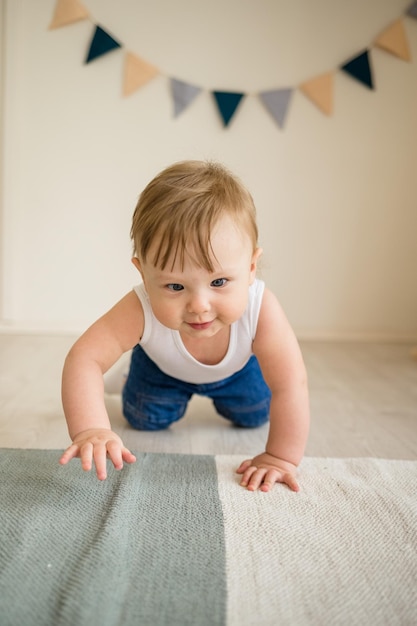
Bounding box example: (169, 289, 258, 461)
(151, 303, 180, 329)
(223, 300, 247, 323)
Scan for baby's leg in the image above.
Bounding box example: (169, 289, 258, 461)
(122, 345, 192, 431)
(209, 356, 271, 428)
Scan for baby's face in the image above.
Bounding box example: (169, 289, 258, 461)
(134, 215, 262, 340)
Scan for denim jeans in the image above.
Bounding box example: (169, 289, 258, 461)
(122, 344, 271, 431)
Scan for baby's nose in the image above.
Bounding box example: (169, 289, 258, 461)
(187, 291, 210, 314)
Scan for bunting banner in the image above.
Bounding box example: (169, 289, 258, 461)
(123, 53, 159, 97)
(259, 88, 294, 128)
(85, 25, 121, 64)
(48, 0, 417, 129)
(299, 73, 334, 116)
(213, 91, 245, 127)
(340, 49, 374, 90)
(48, 0, 89, 29)
(374, 19, 411, 61)
(170, 78, 202, 117)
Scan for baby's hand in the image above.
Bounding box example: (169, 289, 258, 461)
(236, 452, 299, 493)
(59, 428, 136, 480)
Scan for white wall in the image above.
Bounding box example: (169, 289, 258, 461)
(1, 0, 417, 339)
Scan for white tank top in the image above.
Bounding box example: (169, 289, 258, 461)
(133, 279, 265, 384)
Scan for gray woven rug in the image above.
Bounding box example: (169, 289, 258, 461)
(0, 450, 416, 626)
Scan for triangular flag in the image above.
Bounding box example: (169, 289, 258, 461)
(340, 49, 374, 89)
(123, 52, 159, 96)
(170, 79, 202, 117)
(406, 1, 417, 18)
(85, 25, 121, 64)
(299, 72, 334, 116)
(48, 0, 89, 29)
(374, 19, 411, 61)
(212, 91, 245, 127)
(259, 88, 293, 128)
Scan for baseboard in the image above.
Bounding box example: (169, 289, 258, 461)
(297, 331, 417, 343)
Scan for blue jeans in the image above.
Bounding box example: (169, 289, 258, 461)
(122, 344, 271, 431)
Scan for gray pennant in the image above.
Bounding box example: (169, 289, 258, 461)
(170, 78, 202, 117)
(259, 88, 293, 129)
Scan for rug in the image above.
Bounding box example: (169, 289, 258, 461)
(0, 450, 416, 626)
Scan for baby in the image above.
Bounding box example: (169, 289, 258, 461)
(60, 160, 310, 492)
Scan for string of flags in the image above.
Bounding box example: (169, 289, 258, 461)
(49, 0, 417, 129)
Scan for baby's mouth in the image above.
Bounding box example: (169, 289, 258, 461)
(187, 320, 213, 331)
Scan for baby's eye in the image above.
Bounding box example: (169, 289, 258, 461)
(167, 283, 184, 292)
(211, 278, 228, 288)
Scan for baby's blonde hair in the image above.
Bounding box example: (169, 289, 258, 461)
(131, 160, 258, 272)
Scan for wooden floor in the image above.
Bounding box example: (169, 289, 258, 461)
(0, 334, 416, 460)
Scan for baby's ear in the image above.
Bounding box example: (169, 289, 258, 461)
(131, 257, 142, 275)
(250, 247, 263, 281)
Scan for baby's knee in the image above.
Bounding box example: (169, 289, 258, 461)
(125, 415, 171, 431)
(230, 413, 269, 429)
(122, 393, 188, 431)
(214, 400, 270, 429)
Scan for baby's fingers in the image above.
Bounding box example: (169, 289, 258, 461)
(92, 443, 109, 480)
(106, 442, 136, 470)
(95, 442, 136, 480)
(239, 464, 300, 492)
(121, 448, 137, 465)
(259, 468, 281, 492)
(239, 465, 262, 489)
(236, 459, 253, 474)
(59, 438, 136, 480)
(105, 440, 124, 472)
(278, 471, 300, 492)
(59, 443, 80, 466)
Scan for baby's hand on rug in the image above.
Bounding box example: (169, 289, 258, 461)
(236, 452, 299, 493)
(59, 428, 136, 480)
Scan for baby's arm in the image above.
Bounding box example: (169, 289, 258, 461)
(237, 287, 310, 492)
(59, 290, 143, 479)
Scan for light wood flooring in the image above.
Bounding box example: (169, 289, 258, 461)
(0, 334, 416, 459)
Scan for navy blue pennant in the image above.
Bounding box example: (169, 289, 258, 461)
(85, 25, 122, 64)
(340, 49, 374, 90)
(213, 91, 245, 127)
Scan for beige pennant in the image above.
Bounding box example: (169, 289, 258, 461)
(374, 18, 411, 61)
(123, 52, 159, 97)
(48, 0, 89, 29)
(299, 72, 334, 116)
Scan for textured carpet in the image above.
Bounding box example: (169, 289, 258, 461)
(0, 450, 416, 626)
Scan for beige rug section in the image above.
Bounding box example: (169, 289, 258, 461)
(216, 456, 417, 626)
